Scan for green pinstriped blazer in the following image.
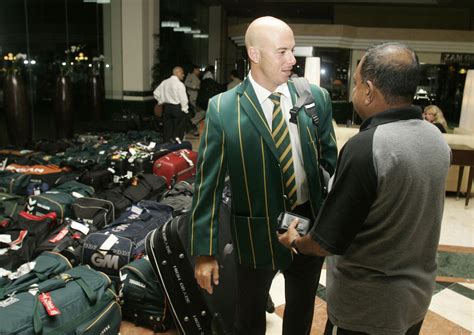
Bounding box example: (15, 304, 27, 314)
(189, 78, 337, 270)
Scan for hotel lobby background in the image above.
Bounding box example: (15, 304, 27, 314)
(0, 0, 473, 334)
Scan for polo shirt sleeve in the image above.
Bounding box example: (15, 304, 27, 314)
(310, 129, 378, 255)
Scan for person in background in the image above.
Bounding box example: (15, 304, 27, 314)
(185, 65, 201, 109)
(227, 69, 242, 90)
(202, 65, 215, 80)
(423, 105, 448, 133)
(153, 66, 189, 142)
(185, 65, 204, 136)
(190, 16, 337, 335)
(278, 42, 451, 335)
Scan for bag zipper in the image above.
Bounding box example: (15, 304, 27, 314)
(83, 300, 121, 333)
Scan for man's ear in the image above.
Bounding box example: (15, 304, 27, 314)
(248, 47, 260, 64)
(365, 80, 375, 105)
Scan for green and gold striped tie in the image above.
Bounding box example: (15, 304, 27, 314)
(269, 92, 297, 210)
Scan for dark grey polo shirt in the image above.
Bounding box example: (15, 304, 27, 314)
(311, 107, 451, 335)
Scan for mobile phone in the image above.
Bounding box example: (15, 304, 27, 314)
(277, 212, 311, 236)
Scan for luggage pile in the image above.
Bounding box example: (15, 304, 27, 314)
(0, 132, 234, 334)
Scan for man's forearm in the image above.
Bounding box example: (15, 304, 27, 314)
(295, 235, 332, 257)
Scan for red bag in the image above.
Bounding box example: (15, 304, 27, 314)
(153, 149, 197, 187)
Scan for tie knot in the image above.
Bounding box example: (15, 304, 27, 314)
(269, 92, 281, 106)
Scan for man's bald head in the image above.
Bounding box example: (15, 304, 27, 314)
(172, 66, 183, 76)
(359, 42, 420, 105)
(245, 16, 293, 50)
(172, 66, 185, 80)
(243, 16, 296, 91)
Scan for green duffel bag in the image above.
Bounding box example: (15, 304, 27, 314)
(26, 181, 95, 223)
(53, 180, 95, 198)
(0, 171, 31, 195)
(0, 192, 24, 225)
(119, 256, 174, 332)
(26, 191, 75, 224)
(0, 251, 72, 299)
(0, 265, 121, 335)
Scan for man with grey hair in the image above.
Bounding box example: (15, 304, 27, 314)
(278, 42, 451, 334)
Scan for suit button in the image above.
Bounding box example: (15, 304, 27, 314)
(283, 195, 288, 200)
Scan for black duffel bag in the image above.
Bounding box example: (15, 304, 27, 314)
(119, 256, 174, 332)
(71, 197, 115, 230)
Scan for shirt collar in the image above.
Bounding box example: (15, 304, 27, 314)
(360, 106, 423, 132)
(248, 71, 290, 104)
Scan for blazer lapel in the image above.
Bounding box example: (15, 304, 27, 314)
(237, 79, 279, 160)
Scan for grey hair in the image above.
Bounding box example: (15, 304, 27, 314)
(360, 42, 420, 105)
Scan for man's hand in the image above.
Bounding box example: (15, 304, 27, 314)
(194, 255, 219, 294)
(277, 218, 300, 249)
(278, 218, 333, 257)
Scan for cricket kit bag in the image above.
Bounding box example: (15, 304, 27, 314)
(119, 256, 174, 332)
(145, 197, 235, 335)
(107, 151, 129, 183)
(4, 164, 78, 197)
(34, 218, 99, 266)
(152, 149, 198, 187)
(159, 180, 194, 216)
(71, 197, 115, 230)
(81, 200, 173, 277)
(0, 192, 25, 227)
(0, 211, 59, 272)
(0, 251, 72, 300)
(95, 173, 167, 218)
(79, 169, 113, 192)
(94, 186, 132, 217)
(121, 173, 167, 203)
(0, 265, 121, 335)
(26, 181, 95, 224)
(0, 149, 35, 166)
(0, 171, 31, 195)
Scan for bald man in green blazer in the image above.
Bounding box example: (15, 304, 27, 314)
(190, 16, 337, 334)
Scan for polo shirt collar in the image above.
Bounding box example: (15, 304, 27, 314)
(360, 106, 423, 132)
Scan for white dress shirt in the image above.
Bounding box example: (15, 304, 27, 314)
(248, 72, 309, 205)
(153, 75, 189, 113)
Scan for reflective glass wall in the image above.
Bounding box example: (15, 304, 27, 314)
(0, 0, 107, 145)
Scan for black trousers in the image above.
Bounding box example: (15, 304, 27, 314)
(162, 103, 187, 142)
(233, 202, 325, 335)
(324, 318, 424, 335)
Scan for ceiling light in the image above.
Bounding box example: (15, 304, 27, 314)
(161, 21, 180, 28)
(174, 26, 192, 32)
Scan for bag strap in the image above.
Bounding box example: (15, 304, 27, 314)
(290, 77, 320, 127)
(291, 78, 329, 195)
